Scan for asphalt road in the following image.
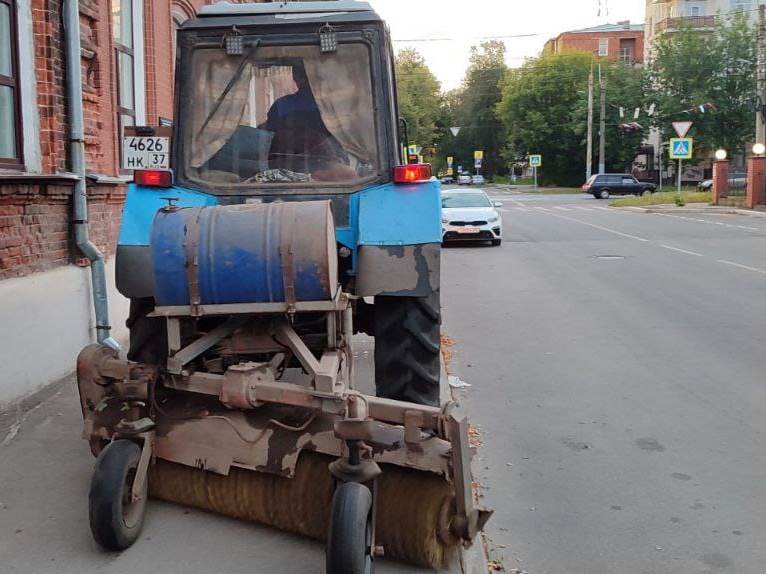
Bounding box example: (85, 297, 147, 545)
(442, 187, 766, 574)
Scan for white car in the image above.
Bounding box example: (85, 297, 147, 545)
(471, 174, 485, 185)
(457, 174, 472, 185)
(441, 190, 502, 246)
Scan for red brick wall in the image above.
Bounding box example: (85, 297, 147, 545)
(549, 30, 645, 64)
(0, 183, 125, 280)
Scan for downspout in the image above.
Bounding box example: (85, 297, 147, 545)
(63, 0, 120, 352)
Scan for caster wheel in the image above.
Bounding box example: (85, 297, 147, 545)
(326, 482, 375, 574)
(89, 439, 147, 550)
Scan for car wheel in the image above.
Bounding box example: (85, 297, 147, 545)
(641, 188, 652, 197)
(598, 189, 610, 199)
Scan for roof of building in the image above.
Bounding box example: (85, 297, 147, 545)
(562, 22, 644, 34)
(199, 0, 374, 16)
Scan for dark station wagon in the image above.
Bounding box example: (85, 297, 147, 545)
(583, 174, 656, 199)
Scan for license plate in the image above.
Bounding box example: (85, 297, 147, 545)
(122, 136, 170, 170)
(457, 227, 480, 234)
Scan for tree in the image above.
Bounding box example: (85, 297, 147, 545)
(395, 48, 443, 162)
(645, 13, 755, 157)
(448, 41, 508, 177)
(496, 52, 593, 185)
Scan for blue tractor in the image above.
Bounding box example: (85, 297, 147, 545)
(76, 2, 489, 572)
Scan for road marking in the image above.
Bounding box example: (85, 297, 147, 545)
(534, 207, 553, 212)
(515, 207, 531, 212)
(591, 206, 612, 211)
(510, 200, 527, 206)
(737, 225, 759, 231)
(660, 244, 704, 257)
(717, 259, 766, 275)
(546, 212, 650, 242)
(572, 206, 594, 211)
(553, 206, 572, 211)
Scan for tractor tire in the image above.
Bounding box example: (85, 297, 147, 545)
(326, 482, 374, 574)
(374, 292, 441, 407)
(89, 440, 147, 550)
(126, 297, 167, 365)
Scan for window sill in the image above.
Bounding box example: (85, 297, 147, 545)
(0, 171, 81, 184)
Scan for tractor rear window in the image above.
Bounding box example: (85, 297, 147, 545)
(183, 44, 378, 186)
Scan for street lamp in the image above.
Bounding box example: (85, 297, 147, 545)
(753, 143, 766, 156)
(715, 149, 728, 161)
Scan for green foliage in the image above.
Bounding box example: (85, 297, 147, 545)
(496, 52, 593, 186)
(395, 48, 444, 163)
(441, 41, 509, 176)
(645, 13, 756, 156)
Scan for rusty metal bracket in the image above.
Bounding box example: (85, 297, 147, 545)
(184, 208, 203, 317)
(167, 316, 249, 374)
(130, 431, 154, 504)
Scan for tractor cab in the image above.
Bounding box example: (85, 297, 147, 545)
(173, 0, 398, 194)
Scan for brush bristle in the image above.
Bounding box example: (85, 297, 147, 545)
(149, 452, 456, 569)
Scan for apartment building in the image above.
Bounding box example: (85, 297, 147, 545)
(645, 0, 762, 61)
(545, 22, 645, 65)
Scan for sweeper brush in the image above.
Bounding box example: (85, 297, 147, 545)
(77, 200, 490, 572)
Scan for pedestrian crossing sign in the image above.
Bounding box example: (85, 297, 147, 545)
(669, 138, 693, 160)
(529, 154, 542, 167)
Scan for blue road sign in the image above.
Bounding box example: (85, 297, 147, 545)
(670, 138, 693, 160)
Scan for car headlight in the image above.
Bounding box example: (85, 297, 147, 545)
(487, 214, 499, 223)
(441, 217, 450, 224)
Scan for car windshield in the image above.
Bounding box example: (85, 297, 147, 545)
(442, 193, 491, 208)
(182, 44, 378, 186)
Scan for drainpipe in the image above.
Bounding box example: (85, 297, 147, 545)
(63, 0, 120, 352)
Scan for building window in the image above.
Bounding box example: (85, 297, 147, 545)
(0, 0, 22, 167)
(689, 6, 701, 17)
(731, 0, 753, 11)
(113, 0, 135, 137)
(598, 38, 608, 57)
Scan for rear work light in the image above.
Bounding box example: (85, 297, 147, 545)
(134, 169, 173, 188)
(393, 164, 432, 184)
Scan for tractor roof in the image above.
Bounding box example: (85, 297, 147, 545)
(186, 1, 382, 29)
(199, 1, 375, 17)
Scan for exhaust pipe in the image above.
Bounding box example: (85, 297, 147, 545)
(63, 0, 120, 352)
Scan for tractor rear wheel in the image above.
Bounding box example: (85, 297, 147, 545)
(374, 292, 441, 407)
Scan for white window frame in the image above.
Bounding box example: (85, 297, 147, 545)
(131, 0, 145, 125)
(598, 38, 608, 57)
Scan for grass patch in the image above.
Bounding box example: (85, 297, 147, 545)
(610, 190, 711, 207)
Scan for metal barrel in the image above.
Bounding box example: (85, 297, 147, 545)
(151, 200, 338, 306)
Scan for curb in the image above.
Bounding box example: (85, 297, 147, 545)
(617, 205, 742, 215)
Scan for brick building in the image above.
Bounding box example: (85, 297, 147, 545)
(544, 21, 645, 65)
(0, 0, 226, 405)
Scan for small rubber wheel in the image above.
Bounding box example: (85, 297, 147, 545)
(641, 189, 652, 197)
(89, 439, 147, 550)
(326, 482, 374, 574)
(599, 189, 611, 199)
(491, 239, 502, 246)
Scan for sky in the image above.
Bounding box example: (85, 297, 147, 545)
(372, 0, 646, 91)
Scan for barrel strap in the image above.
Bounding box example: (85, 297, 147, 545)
(185, 207, 203, 317)
(280, 203, 297, 310)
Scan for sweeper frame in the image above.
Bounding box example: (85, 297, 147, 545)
(77, 289, 491, 571)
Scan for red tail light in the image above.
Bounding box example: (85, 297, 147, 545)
(135, 169, 173, 187)
(393, 164, 432, 184)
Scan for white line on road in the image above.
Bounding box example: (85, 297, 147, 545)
(737, 225, 760, 231)
(660, 244, 704, 257)
(716, 259, 766, 275)
(546, 212, 650, 242)
(553, 206, 572, 211)
(591, 206, 613, 211)
(534, 207, 553, 212)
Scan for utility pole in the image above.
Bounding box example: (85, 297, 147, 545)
(757, 4, 766, 145)
(598, 64, 606, 174)
(586, 67, 594, 180)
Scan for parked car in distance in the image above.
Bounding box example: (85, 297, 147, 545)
(440, 175, 455, 184)
(457, 174, 472, 185)
(582, 173, 657, 199)
(698, 173, 746, 191)
(471, 174, 485, 185)
(441, 190, 502, 246)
